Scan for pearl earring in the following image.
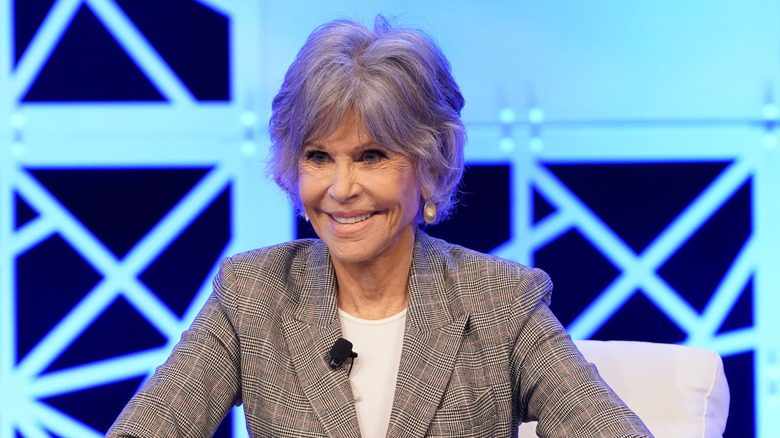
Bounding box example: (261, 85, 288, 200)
(423, 201, 437, 224)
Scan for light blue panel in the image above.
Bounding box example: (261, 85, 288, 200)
(753, 138, 780, 438)
(262, 0, 780, 122)
(443, 0, 780, 122)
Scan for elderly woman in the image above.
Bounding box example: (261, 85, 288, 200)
(108, 16, 652, 438)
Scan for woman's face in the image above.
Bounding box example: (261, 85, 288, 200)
(298, 112, 421, 267)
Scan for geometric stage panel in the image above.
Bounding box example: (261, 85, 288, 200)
(27, 168, 210, 258)
(17, 232, 103, 362)
(7, 165, 232, 436)
(23, 3, 166, 102)
(543, 162, 730, 254)
(3, 1, 780, 436)
(529, 160, 755, 438)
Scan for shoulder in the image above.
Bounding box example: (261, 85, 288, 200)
(225, 239, 321, 276)
(417, 231, 553, 314)
(213, 239, 326, 309)
(419, 232, 550, 289)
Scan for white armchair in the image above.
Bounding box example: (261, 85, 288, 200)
(517, 340, 730, 438)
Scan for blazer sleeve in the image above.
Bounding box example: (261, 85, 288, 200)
(106, 258, 243, 438)
(511, 269, 653, 438)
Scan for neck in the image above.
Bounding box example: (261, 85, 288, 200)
(333, 230, 415, 320)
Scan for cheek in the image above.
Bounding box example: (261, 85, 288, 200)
(297, 172, 319, 207)
(396, 174, 421, 217)
(403, 188, 421, 219)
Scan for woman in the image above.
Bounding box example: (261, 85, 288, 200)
(108, 16, 653, 437)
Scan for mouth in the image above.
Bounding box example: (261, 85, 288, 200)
(330, 212, 374, 224)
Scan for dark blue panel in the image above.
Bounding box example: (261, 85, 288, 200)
(658, 181, 751, 312)
(28, 168, 209, 258)
(425, 165, 511, 253)
(43, 376, 145, 434)
(140, 187, 231, 317)
(593, 291, 686, 343)
(13, 0, 57, 63)
(16, 233, 102, 362)
(44, 296, 167, 373)
(296, 215, 316, 240)
(534, 229, 620, 328)
(114, 0, 230, 101)
(213, 410, 234, 438)
(545, 162, 729, 254)
(718, 278, 753, 333)
(722, 352, 754, 438)
(23, 4, 165, 101)
(532, 186, 555, 224)
(14, 191, 38, 229)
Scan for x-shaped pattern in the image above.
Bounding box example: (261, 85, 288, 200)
(0, 165, 232, 437)
(529, 154, 755, 353)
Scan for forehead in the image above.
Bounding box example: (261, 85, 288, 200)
(306, 110, 374, 147)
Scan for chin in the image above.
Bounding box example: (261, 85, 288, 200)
(327, 246, 376, 265)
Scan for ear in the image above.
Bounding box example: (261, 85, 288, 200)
(419, 181, 430, 202)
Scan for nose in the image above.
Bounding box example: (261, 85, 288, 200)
(328, 163, 360, 202)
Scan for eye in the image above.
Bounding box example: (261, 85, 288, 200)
(361, 149, 387, 164)
(304, 150, 329, 165)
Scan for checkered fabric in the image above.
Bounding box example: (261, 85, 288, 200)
(107, 231, 652, 437)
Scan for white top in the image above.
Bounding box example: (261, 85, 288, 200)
(338, 308, 407, 438)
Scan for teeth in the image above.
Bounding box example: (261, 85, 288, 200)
(333, 213, 373, 224)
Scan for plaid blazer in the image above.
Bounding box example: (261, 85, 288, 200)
(107, 231, 652, 437)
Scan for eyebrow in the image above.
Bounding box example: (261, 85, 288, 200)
(302, 141, 381, 150)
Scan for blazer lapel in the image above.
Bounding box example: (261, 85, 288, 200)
(281, 241, 361, 438)
(386, 232, 470, 437)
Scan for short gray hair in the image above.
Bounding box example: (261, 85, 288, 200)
(268, 15, 466, 224)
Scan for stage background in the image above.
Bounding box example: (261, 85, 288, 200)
(1, 1, 779, 437)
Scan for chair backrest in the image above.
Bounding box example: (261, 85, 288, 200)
(517, 340, 730, 438)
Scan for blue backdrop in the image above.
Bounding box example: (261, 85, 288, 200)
(1, 1, 778, 437)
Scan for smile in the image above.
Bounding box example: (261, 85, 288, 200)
(331, 212, 374, 224)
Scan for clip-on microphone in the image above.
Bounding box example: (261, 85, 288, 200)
(327, 338, 358, 374)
